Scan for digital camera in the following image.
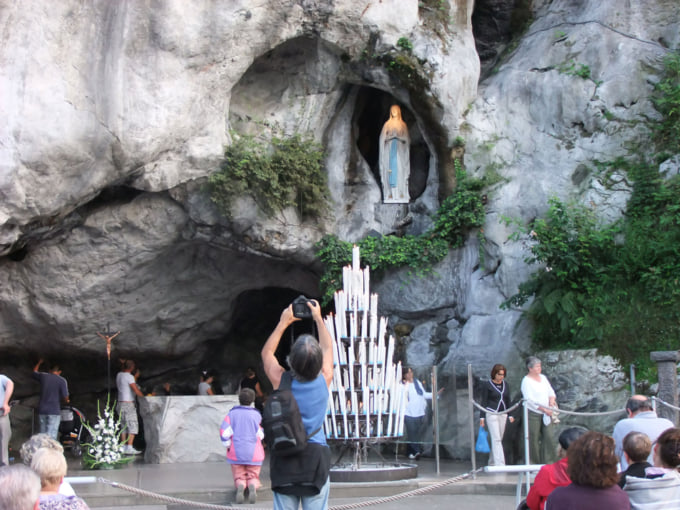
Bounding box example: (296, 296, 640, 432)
(292, 295, 314, 319)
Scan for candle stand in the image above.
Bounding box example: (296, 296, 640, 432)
(324, 246, 416, 482)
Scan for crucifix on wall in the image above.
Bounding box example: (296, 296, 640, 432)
(97, 324, 120, 395)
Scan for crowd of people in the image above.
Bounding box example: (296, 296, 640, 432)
(0, 432, 90, 510)
(3, 326, 680, 510)
(475, 356, 680, 509)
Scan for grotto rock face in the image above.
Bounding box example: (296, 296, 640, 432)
(1, 0, 679, 456)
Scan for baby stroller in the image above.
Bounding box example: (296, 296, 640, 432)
(59, 405, 88, 457)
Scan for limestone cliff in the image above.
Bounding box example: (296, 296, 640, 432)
(0, 0, 678, 452)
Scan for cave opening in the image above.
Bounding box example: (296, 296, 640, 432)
(202, 286, 326, 394)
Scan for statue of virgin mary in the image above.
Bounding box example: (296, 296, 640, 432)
(379, 105, 410, 203)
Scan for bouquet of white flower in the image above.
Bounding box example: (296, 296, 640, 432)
(82, 396, 134, 469)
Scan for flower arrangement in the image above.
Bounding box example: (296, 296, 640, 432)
(82, 396, 133, 469)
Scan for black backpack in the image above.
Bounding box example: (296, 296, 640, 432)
(262, 371, 320, 456)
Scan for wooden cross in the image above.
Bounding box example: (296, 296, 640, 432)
(97, 327, 120, 361)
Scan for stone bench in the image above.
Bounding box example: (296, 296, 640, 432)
(138, 394, 239, 463)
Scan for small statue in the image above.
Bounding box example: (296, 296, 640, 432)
(379, 105, 410, 203)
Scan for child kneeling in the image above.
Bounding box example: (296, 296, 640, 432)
(220, 388, 264, 503)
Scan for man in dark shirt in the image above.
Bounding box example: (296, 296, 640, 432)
(32, 359, 69, 439)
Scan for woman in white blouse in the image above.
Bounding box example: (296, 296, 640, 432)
(520, 356, 557, 464)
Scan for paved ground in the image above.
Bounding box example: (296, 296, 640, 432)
(66, 454, 524, 510)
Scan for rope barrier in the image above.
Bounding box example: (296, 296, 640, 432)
(96, 468, 485, 510)
(328, 468, 484, 510)
(471, 399, 523, 415)
(471, 397, 627, 418)
(97, 478, 247, 510)
(654, 397, 680, 412)
(538, 403, 627, 417)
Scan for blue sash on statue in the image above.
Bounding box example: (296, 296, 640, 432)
(389, 138, 398, 187)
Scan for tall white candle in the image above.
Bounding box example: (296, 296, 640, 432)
(376, 389, 382, 437)
(352, 392, 360, 438)
(325, 393, 333, 438)
(348, 340, 355, 391)
(386, 387, 395, 437)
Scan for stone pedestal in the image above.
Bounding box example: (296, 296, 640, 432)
(138, 395, 239, 463)
(650, 351, 680, 424)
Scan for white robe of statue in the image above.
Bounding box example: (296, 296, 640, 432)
(379, 105, 410, 203)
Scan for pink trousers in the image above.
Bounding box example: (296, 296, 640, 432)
(231, 464, 262, 489)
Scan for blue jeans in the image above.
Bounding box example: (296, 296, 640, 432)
(404, 415, 425, 456)
(273, 477, 330, 510)
(39, 414, 61, 440)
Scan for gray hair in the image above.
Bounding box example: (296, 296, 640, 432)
(287, 334, 323, 382)
(0, 464, 41, 510)
(20, 433, 64, 465)
(525, 356, 541, 370)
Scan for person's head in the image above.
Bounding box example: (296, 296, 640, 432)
(49, 364, 62, 375)
(287, 334, 323, 382)
(20, 434, 64, 466)
(567, 431, 619, 488)
(403, 367, 414, 383)
(557, 427, 588, 457)
(623, 431, 652, 464)
(653, 427, 680, 469)
(200, 371, 213, 383)
(0, 464, 41, 510)
(246, 367, 256, 378)
(626, 395, 653, 417)
(30, 447, 67, 490)
(525, 356, 541, 374)
(490, 364, 506, 381)
(123, 359, 136, 372)
(239, 388, 256, 406)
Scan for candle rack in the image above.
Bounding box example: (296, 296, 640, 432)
(324, 246, 412, 480)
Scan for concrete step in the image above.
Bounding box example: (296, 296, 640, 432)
(68, 458, 520, 509)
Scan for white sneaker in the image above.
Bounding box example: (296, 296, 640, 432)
(408, 453, 416, 460)
(124, 445, 142, 455)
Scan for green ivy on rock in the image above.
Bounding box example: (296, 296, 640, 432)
(207, 133, 328, 220)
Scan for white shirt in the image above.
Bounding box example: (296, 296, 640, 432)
(116, 372, 136, 402)
(404, 379, 432, 418)
(520, 374, 555, 414)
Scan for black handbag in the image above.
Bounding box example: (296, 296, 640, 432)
(270, 442, 331, 496)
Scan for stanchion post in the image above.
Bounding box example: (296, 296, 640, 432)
(523, 400, 531, 494)
(629, 364, 636, 394)
(432, 365, 440, 475)
(468, 364, 476, 478)
(651, 351, 680, 424)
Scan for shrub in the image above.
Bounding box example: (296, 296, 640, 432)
(208, 134, 328, 220)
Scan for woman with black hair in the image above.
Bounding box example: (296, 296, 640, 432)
(479, 363, 514, 466)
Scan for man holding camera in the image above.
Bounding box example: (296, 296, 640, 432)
(261, 297, 334, 510)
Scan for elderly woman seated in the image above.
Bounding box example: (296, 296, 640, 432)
(624, 427, 680, 509)
(545, 431, 629, 510)
(30, 447, 90, 510)
(21, 434, 75, 497)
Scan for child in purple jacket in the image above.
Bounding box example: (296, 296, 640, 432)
(220, 388, 265, 504)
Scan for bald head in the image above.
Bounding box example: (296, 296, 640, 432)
(626, 395, 653, 416)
